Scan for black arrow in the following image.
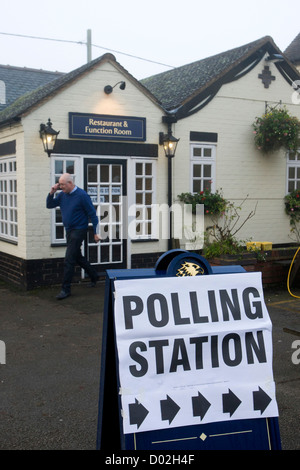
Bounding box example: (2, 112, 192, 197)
(160, 395, 180, 424)
(129, 398, 149, 428)
(192, 392, 211, 420)
(222, 389, 242, 417)
(253, 387, 272, 414)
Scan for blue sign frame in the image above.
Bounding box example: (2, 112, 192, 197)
(96, 250, 281, 450)
(69, 112, 146, 142)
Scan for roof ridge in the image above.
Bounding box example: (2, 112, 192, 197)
(142, 36, 272, 83)
(0, 64, 64, 75)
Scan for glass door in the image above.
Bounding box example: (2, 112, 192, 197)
(84, 159, 127, 271)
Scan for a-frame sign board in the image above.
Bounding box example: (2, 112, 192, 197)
(96, 250, 281, 450)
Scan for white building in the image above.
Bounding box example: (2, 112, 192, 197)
(0, 35, 299, 288)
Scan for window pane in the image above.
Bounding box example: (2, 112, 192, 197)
(193, 148, 202, 157)
(203, 165, 211, 177)
(193, 180, 201, 192)
(289, 167, 295, 179)
(203, 148, 212, 157)
(136, 193, 143, 204)
(55, 210, 62, 223)
(136, 163, 143, 175)
(101, 245, 109, 263)
(112, 165, 121, 182)
(88, 165, 97, 182)
(145, 163, 152, 175)
(145, 178, 152, 190)
(136, 178, 143, 191)
(56, 226, 64, 239)
(66, 161, 74, 174)
(193, 165, 201, 177)
(100, 165, 109, 182)
(112, 245, 121, 262)
(55, 160, 64, 174)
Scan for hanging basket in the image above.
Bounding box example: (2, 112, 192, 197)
(253, 107, 300, 153)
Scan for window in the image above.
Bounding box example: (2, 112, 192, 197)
(50, 157, 80, 243)
(0, 157, 17, 242)
(190, 144, 216, 193)
(287, 150, 300, 192)
(134, 160, 155, 239)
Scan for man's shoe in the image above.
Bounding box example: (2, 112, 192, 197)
(56, 290, 71, 300)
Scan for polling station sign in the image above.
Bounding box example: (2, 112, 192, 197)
(113, 272, 278, 435)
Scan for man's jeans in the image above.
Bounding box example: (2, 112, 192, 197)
(62, 229, 98, 293)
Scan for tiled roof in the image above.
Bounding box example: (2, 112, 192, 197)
(0, 36, 299, 127)
(0, 53, 160, 127)
(284, 33, 300, 63)
(141, 36, 298, 116)
(0, 65, 63, 112)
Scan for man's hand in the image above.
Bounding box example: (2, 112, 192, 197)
(49, 183, 60, 195)
(94, 234, 101, 243)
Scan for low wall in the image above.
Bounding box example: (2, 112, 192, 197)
(208, 247, 300, 287)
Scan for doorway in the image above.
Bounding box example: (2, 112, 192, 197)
(84, 158, 127, 272)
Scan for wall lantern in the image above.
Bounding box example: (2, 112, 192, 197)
(40, 118, 60, 157)
(159, 131, 179, 158)
(104, 81, 126, 94)
(159, 117, 180, 250)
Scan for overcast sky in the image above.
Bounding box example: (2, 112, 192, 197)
(1, 0, 299, 79)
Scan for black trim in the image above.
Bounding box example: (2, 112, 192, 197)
(176, 49, 265, 119)
(190, 132, 218, 143)
(0, 140, 16, 156)
(54, 139, 158, 157)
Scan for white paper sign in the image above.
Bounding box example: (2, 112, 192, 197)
(114, 272, 278, 434)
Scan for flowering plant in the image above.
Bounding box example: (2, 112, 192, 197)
(253, 107, 300, 153)
(284, 189, 300, 242)
(285, 189, 300, 216)
(177, 189, 227, 215)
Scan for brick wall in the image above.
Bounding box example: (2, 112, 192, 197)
(0, 251, 81, 290)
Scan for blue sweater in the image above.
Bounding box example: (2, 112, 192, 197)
(46, 187, 99, 233)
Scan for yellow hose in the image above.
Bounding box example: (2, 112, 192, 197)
(287, 246, 300, 298)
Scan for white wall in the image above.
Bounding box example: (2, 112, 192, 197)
(174, 55, 300, 245)
(1, 54, 300, 266)
(20, 60, 168, 260)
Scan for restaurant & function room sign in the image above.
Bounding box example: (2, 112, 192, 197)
(69, 112, 146, 141)
(113, 272, 279, 436)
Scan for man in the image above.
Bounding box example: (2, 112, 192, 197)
(46, 173, 101, 299)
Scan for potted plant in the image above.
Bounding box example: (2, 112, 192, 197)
(177, 188, 227, 215)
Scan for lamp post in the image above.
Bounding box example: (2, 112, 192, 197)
(40, 118, 60, 157)
(159, 119, 179, 250)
